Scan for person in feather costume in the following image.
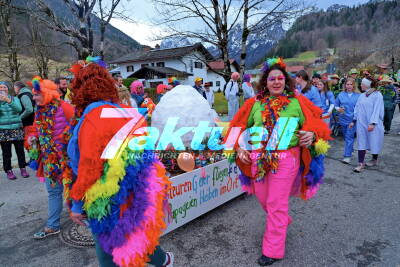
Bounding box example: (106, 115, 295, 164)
(65, 57, 173, 267)
(25, 77, 74, 239)
(224, 58, 331, 266)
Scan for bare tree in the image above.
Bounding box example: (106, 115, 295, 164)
(28, 16, 53, 79)
(94, 0, 134, 58)
(0, 0, 21, 82)
(33, 0, 96, 59)
(152, 0, 246, 81)
(335, 46, 370, 72)
(153, 0, 305, 81)
(239, 0, 305, 77)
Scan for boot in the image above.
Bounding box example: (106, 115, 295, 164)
(6, 170, 16, 180)
(258, 255, 280, 266)
(20, 168, 29, 178)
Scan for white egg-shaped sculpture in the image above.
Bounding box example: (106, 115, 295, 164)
(151, 85, 218, 149)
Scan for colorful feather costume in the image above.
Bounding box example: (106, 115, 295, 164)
(25, 77, 74, 184)
(140, 97, 156, 118)
(225, 93, 332, 200)
(65, 101, 170, 267)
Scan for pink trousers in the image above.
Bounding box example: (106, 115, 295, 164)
(253, 147, 300, 259)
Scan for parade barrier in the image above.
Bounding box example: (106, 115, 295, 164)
(163, 159, 243, 235)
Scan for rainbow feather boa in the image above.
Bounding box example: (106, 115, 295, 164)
(88, 149, 170, 267)
(65, 107, 170, 267)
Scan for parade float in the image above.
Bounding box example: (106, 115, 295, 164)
(151, 85, 243, 234)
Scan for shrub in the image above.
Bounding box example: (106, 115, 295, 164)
(123, 78, 137, 88)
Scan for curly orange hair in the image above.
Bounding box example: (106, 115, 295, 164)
(32, 80, 60, 105)
(70, 64, 119, 116)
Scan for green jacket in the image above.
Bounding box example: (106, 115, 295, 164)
(381, 85, 396, 109)
(18, 87, 34, 120)
(0, 96, 23, 129)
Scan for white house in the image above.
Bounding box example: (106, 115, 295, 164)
(110, 43, 214, 88)
(206, 59, 240, 92)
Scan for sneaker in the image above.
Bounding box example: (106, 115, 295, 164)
(20, 168, 29, 178)
(33, 228, 60, 239)
(365, 160, 377, 167)
(341, 157, 351, 164)
(353, 164, 365, 173)
(384, 130, 389, 135)
(6, 170, 16, 180)
(162, 252, 174, 267)
(258, 255, 281, 266)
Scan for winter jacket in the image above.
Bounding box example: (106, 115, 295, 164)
(0, 96, 22, 129)
(53, 101, 74, 144)
(17, 87, 35, 126)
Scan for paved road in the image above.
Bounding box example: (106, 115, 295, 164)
(1, 112, 399, 267)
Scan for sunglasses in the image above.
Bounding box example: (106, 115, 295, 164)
(267, 75, 285, 81)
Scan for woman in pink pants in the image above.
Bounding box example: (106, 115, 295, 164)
(226, 58, 331, 265)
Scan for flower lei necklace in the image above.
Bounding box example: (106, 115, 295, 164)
(378, 86, 395, 97)
(254, 94, 291, 179)
(35, 99, 70, 184)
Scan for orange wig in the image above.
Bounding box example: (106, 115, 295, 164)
(70, 64, 119, 116)
(32, 79, 60, 105)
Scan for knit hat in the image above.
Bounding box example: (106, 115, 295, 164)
(349, 68, 358, 75)
(231, 72, 240, 80)
(0, 81, 11, 92)
(312, 73, 321, 79)
(330, 74, 340, 80)
(156, 84, 168, 94)
(243, 74, 251, 83)
(376, 63, 389, 69)
(378, 75, 394, 85)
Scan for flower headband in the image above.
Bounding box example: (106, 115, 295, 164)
(261, 57, 286, 72)
(69, 56, 107, 75)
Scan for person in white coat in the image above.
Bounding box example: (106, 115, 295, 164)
(225, 72, 240, 120)
(242, 74, 255, 102)
(350, 76, 384, 173)
(203, 82, 214, 107)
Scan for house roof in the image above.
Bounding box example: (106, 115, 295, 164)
(109, 67, 120, 74)
(208, 59, 240, 71)
(128, 66, 192, 78)
(110, 43, 214, 64)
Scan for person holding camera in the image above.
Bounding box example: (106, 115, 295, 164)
(0, 81, 28, 180)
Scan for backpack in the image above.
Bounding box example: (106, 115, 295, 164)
(223, 81, 234, 100)
(18, 91, 36, 127)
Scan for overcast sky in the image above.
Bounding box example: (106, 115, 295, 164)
(110, 0, 371, 46)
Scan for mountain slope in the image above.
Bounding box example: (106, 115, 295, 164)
(0, 0, 142, 61)
(160, 22, 285, 68)
(270, 0, 400, 64)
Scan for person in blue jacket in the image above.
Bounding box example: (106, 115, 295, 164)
(295, 70, 323, 109)
(316, 80, 335, 125)
(335, 78, 360, 164)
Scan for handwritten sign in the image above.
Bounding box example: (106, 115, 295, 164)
(163, 159, 242, 235)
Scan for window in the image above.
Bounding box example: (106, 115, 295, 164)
(156, 62, 165, 67)
(194, 61, 203, 69)
(208, 82, 213, 86)
(151, 63, 155, 67)
(126, 65, 134, 72)
(216, 81, 221, 87)
(141, 64, 149, 68)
